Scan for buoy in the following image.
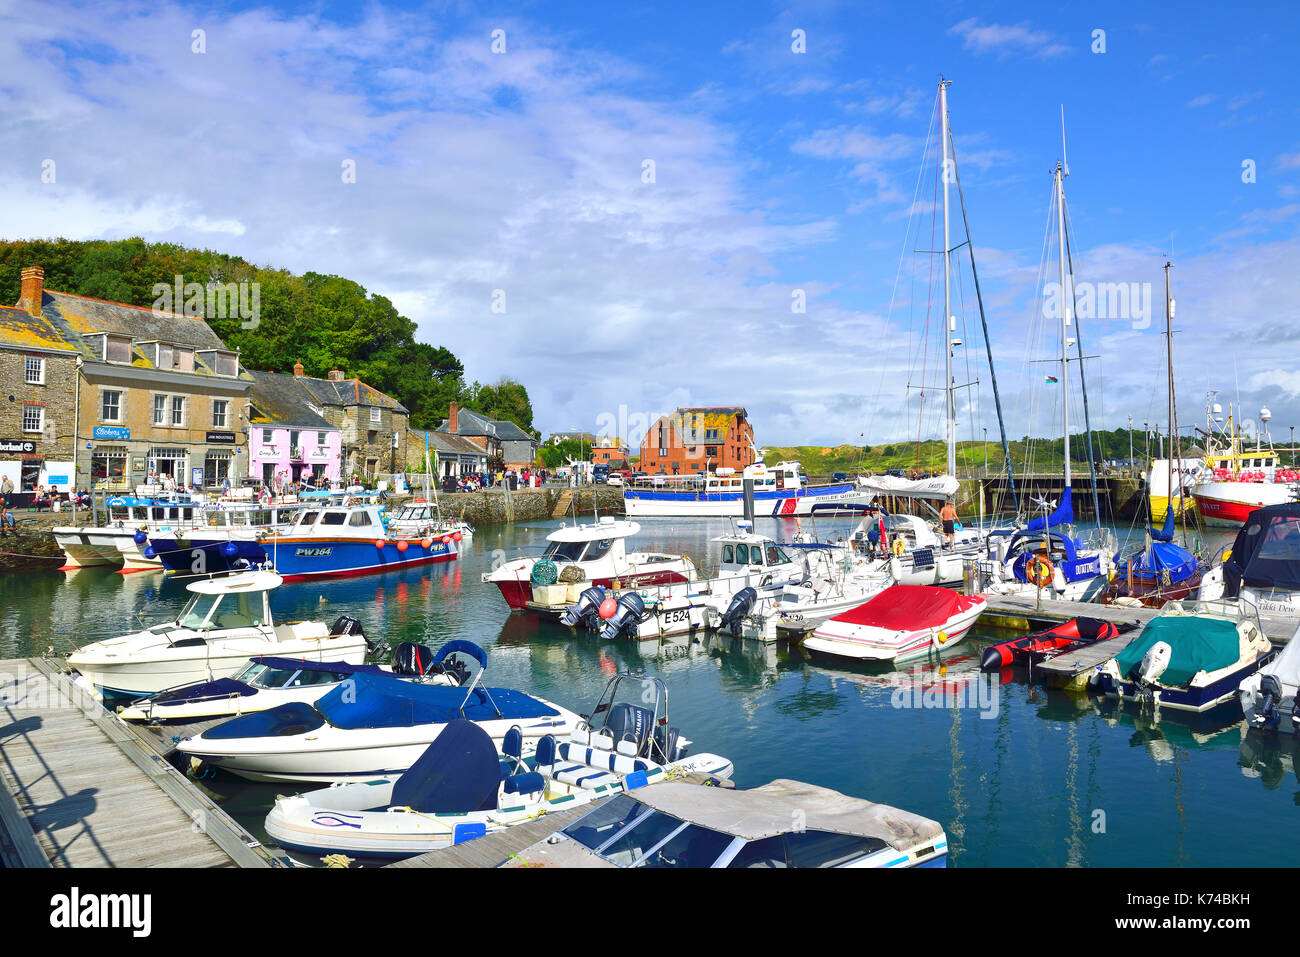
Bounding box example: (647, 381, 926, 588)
(936, 630, 948, 644)
(598, 597, 618, 619)
(397, 540, 409, 552)
(452, 532, 463, 542)
(133, 531, 148, 545)
(222, 542, 238, 557)
(374, 539, 386, 549)
(143, 546, 156, 559)
(441, 535, 453, 545)
(421, 537, 432, 549)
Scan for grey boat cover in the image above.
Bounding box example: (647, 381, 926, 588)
(629, 779, 943, 850)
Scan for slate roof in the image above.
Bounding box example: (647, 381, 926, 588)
(438, 407, 535, 443)
(296, 375, 408, 414)
(0, 305, 80, 353)
(248, 371, 337, 430)
(408, 429, 488, 457)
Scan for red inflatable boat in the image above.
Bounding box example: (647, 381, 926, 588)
(979, 617, 1123, 672)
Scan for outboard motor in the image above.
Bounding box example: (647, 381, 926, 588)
(1138, 641, 1173, 686)
(559, 586, 606, 629)
(598, 593, 649, 641)
(330, 615, 372, 651)
(1253, 673, 1284, 730)
(391, 641, 438, 676)
(654, 723, 686, 764)
(719, 587, 757, 638)
(604, 702, 653, 755)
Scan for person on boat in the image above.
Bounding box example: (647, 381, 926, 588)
(940, 499, 959, 549)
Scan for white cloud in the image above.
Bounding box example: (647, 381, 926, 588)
(948, 18, 1071, 60)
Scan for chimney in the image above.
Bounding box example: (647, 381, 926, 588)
(449, 400, 459, 434)
(293, 359, 304, 377)
(19, 265, 44, 317)
(327, 369, 344, 382)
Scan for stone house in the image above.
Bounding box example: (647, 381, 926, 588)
(435, 401, 538, 469)
(290, 363, 409, 482)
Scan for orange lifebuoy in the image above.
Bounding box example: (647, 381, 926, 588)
(1027, 555, 1054, 588)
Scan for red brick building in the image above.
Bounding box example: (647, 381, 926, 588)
(638, 407, 754, 475)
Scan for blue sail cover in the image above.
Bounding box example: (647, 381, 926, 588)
(1025, 486, 1073, 533)
(314, 671, 560, 730)
(1148, 502, 1175, 543)
(1129, 541, 1198, 579)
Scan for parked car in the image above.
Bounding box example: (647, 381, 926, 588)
(832, 472, 849, 482)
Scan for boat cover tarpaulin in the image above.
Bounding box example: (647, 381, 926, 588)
(248, 657, 389, 677)
(390, 719, 502, 813)
(1114, 616, 1242, 687)
(831, 585, 982, 630)
(629, 779, 943, 848)
(1224, 504, 1300, 594)
(1024, 486, 1073, 533)
(1131, 541, 1198, 575)
(856, 474, 959, 499)
(315, 671, 560, 730)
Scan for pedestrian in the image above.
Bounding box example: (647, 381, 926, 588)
(939, 498, 959, 549)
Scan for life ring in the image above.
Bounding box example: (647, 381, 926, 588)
(1027, 555, 1054, 588)
(892, 538, 906, 556)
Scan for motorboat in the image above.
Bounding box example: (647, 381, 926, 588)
(115, 639, 469, 725)
(709, 562, 896, 643)
(623, 459, 875, 518)
(148, 500, 313, 575)
(259, 503, 458, 581)
(54, 494, 204, 572)
(1239, 621, 1300, 733)
(802, 584, 986, 663)
(484, 516, 695, 612)
(979, 617, 1130, 671)
(1092, 599, 1274, 712)
(1199, 504, 1300, 617)
(850, 511, 983, 588)
(502, 777, 948, 868)
(66, 571, 368, 699)
(263, 673, 733, 859)
(386, 500, 474, 541)
(177, 642, 579, 783)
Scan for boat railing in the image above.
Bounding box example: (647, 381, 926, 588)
(1160, 596, 1264, 632)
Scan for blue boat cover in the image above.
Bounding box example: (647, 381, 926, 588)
(390, 719, 503, 813)
(314, 671, 560, 730)
(151, 677, 256, 704)
(1024, 487, 1073, 533)
(432, 640, 487, 671)
(1113, 616, 1242, 687)
(203, 701, 326, 739)
(248, 657, 390, 677)
(1128, 541, 1198, 580)
(1148, 503, 1176, 543)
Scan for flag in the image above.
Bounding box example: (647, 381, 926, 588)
(1045, 375, 1059, 384)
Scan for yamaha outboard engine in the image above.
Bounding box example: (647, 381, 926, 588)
(598, 593, 648, 641)
(1253, 673, 1284, 730)
(604, 702, 653, 755)
(719, 587, 757, 638)
(559, 585, 606, 629)
(391, 641, 439, 676)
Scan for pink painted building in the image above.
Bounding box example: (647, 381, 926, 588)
(247, 370, 342, 486)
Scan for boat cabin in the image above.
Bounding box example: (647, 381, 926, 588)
(106, 497, 202, 528)
(289, 504, 387, 536)
(174, 572, 280, 634)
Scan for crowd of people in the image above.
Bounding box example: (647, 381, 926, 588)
(449, 467, 547, 492)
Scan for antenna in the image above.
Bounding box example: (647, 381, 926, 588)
(1060, 105, 1069, 178)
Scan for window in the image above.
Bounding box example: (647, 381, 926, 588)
(101, 390, 122, 422)
(637, 823, 734, 868)
(725, 836, 789, 868)
(262, 428, 273, 444)
(105, 336, 132, 363)
(290, 430, 300, 449)
(320, 512, 347, 526)
(562, 795, 646, 851)
(735, 544, 749, 564)
(370, 407, 381, 423)
(24, 356, 44, 385)
(156, 343, 173, 369)
(204, 451, 231, 485)
(347, 511, 374, 527)
(784, 830, 888, 868)
(22, 405, 43, 433)
(174, 348, 194, 372)
(171, 396, 185, 427)
(153, 394, 167, 426)
(214, 352, 238, 377)
(317, 431, 327, 446)
(721, 545, 734, 563)
(212, 400, 229, 428)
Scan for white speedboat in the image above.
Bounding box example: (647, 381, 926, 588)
(1240, 622, 1300, 733)
(66, 571, 367, 699)
(115, 639, 469, 725)
(484, 516, 696, 612)
(177, 644, 579, 783)
(263, 673, 733, 859)
(803, 584, 986, 663)
(1093, 599, 1274, 712)
(503, 778, 948, 868)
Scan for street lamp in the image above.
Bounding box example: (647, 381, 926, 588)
(1291, 426, 1295, 467)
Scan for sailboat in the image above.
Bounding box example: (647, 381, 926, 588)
(1109, 262, 1205, 605)
(977, 128, 1116, 601)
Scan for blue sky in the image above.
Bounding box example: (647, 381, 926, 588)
(1, 1, 1297, 452)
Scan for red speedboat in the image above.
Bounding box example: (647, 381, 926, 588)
(979, 617, 1126, 672)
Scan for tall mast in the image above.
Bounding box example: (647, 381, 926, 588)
(1054, 162, 1071, 488)
(941, 78, 956, 476)
(1165, 261, 1174, 521)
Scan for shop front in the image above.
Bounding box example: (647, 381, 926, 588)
(0, 438, 76, 493)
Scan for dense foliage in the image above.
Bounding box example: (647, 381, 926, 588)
(0, 237, 534, 433)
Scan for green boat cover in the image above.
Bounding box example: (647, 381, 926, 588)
(1114, 616, 1242, 687)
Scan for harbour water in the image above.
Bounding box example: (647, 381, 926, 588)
(1, 515, 1285, 868)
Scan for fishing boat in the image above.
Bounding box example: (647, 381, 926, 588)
(54, 493, 203, 572)
(263, 673, 733, 859)
(66, 571, 368, 699)
(1092, 599, 1274, 712)
(1192, 406, 1300, 528)
(1240, 622, 1300, 733)
(802, 584, 986, 663)
(177, 643, 579, 783)
(147, 499, 314, 575)
(259, 502, 457, 581)
(979, 616, 1128, 671)
(1199, 503, 1300, 617)
(115, 639, 469, 725)
(484, 516, 695, 612)
(503, 778, 948, 868)
(623, 460, 875, 518)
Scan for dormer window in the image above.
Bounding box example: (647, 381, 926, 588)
(156, 342, 173, 369)
(174, 347, 194, 371)
(215, 352, 237, 377)
(104, 335, 132, 363)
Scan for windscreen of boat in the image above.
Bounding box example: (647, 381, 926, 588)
(543, 540, 589, 562)
(177, 594, 219, 629)
(764, 543, 792, 566)
(562, 794, 648, 850)
(203, 592, 263, 630)
(1238, 511, 1300, 590)
(632, 822, 735, 868)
